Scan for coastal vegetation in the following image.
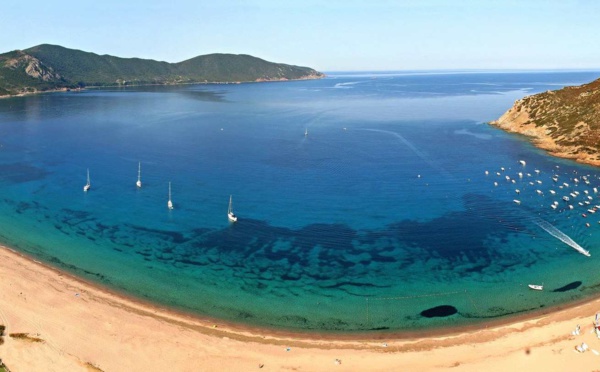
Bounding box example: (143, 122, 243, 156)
(0, 44, 324, 97)
(491, 78, 600, 166)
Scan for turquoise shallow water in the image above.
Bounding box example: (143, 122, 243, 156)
(2, 71, 600, 332)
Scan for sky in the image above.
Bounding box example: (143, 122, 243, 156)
(1, 0, 599, 71)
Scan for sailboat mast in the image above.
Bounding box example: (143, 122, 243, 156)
(167, 182, 174, 209)
(136, 162, 142, 188)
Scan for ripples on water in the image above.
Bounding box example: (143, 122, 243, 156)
(1, 71, 600, 332)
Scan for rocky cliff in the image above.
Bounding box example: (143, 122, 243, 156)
(490, 78, 600, 166)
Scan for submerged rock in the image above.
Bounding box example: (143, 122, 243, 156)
(420, 305, 458, 318)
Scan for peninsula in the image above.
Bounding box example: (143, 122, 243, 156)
(490, 77, 600, 166)
(0, 44, 324, 97)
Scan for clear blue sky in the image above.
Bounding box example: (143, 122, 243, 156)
(1, 0, 599, 71)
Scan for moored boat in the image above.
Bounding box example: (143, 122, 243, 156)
(83, 168, 91, 192)
(136, 162, 142, 188)
(228, 195, 237, 222)
(167, 182, 174, 210)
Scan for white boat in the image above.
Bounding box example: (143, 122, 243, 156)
(583, 249, 591, 257)
(136, 162, 142, 188)
(83, 168, 91, 192)
(519, 160, 526, 166)
(228, 195, 237, 222)
(305, 128, 308, 137)
(167, 182, 174, 210)
(513, 199, 521, 205)
(528, 284, 543, 291)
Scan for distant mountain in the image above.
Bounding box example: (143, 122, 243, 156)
(0, 44, 324, 96)
(490, 78, 600, 166)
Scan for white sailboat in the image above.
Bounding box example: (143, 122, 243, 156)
(228, 195, 237, 222)
(83, 168, 91, 192)
(167, 182, 174, 210)
(136, 162, 142, 188)
(305, 128, 308, 137)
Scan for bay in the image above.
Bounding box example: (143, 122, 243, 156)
(1, 70, 600, 332)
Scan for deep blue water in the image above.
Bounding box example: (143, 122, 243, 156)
(1, 70, 600, 332)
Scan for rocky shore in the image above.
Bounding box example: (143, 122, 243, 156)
(490, 78, 600, 167)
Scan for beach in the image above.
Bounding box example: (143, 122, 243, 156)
(1, 246, 600, 371)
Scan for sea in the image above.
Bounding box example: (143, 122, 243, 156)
(1, 70, 600, 333)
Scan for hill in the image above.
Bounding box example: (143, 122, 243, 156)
(0, 44, 324, 96)
(490, 78, 600, 166)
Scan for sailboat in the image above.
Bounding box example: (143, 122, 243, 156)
(167, 182, 174, 210)
(83, 168, 91, 192)
(305, 128, 308, 137)
(136, 162, 142, 188)
(228, 195, 237, 222)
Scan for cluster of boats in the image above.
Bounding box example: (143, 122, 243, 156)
(83, 162, 238, 223)
(485, 159, 600, 292)
(487, 160, 600, 226)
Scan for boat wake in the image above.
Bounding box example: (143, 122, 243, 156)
(333, 81, 361, 89)
(358, 128, 453, 178)
(534, 218, 590, 257)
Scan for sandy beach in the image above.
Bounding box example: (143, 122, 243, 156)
(2, 246, 600, 371)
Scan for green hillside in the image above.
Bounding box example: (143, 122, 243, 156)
(0, 44, 324, 96)
(176, 53, 321, 82)
(491, 77, 600, 165)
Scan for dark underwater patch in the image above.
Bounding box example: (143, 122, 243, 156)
(57, 191, 531, 294)
(361, 193, 527, 265)
(552, 281, 582, 293)
(0, 162, 49, 183)
(420, 305, 458, 318)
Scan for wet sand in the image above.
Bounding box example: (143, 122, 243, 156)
(2, 245, 600, 371)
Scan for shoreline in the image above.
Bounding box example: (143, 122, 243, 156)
(0, 75, 325, 100)
(489, 118, 600, 168)
(7, 244, 598, 341)
(4, 246, 600, 370)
